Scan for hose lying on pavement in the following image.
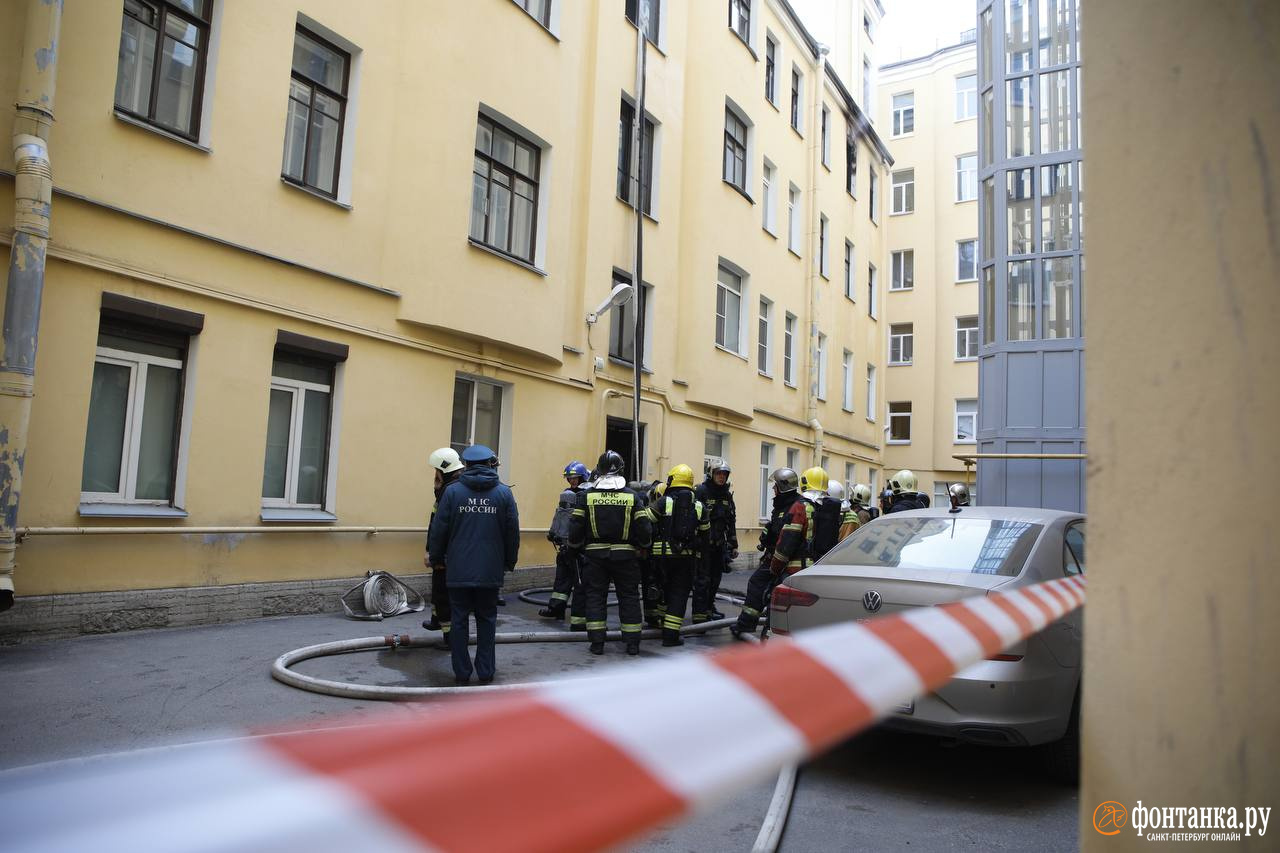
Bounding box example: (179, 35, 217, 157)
(517, 587, 744, 608)
(271, 617, 739, 700)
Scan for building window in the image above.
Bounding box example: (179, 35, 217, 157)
(1042, 162, 1075, 251)
(618, 99, 655, 215)
(470, 114, 542, 264)
(783, 312, 797, 386)
(956, 153, 978, 202)
(1040, 70, 1071, 154)
(957, 240, 977, 281)
(864, 11, 873, 38)
(982, 266, 996, 345)
(935, 478, 978, 508)
(625, 0, 660, 43)
(841, 349, 854, 412)
(786, 447, 800, 471)
(820, 105, 831, 167)
(765, 36, 778, 104)
(891, 92, 914, 136)
(844, 241, 855, 299)
(762, 160, 777, 233)
(262, 350, 337, 509)
(888, 402, 912, 442)
(757, 296, 772, 375)
(1008, 259, 1036, 341)
(1044, 256, 1075, 339)
(787, 184, 801, 254)
(869, 170, 879, 222)
(845, 461, 856, 489)
(868, 263, 878, 317)
(609, 272, 652, 367)
(728, 0, 751, 44)
(716, 264, 744, 353)
(956, 315, 979, 359)
(450, 376, 507, 468)
(890, 249, 914, 290)
(81, 320, 191, 505)
(759, 442, 775, 519)
(513, 0, 552, 27)
(790, 68, 803, 131)
(889, 323, 914, 365)
(846, 124, 858, 196)
(955, 73, 977, 120)
(723, 107, 748, 191)
(955, 399, 977, 443)
(816, 332, 828, 400)
(1008, 167, 1034, 255)
(819, 215, 830, 278)
(891, 169, 915, 214)
(862, 58, 872, 113)
(114, 0, 212, 141)
(704, 430, 730, 474)
(281, 26, 350, 198)
(866, 365, 877, 417)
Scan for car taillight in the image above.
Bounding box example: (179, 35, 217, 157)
(771, 584, 819, 612)
(985, 653, 1024, 661)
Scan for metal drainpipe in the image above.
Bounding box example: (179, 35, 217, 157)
(805, 44, 830, 470)
(0, 0, 62, 611)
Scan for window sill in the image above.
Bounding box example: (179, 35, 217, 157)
(714, 343, 749, 362)
(955, 198, 977, 205)
(788, 247, 802, 259)
(615, 194, 659, 222)
(956, 278, 978, 284)
(79, 502, 189, 519)
(280, 177, 353, 210)
(784, 381, 798, 389)
(887, 440, 912, 445)
(113, 110, 211, 153)
(890, 210, 914, 217)
(821, 161, 832, 172)
(260, 508, 338, 523)
(888, 361, 912, 367)
(467, 239, 548, 277)
(866, 417, 877, 423)
(955, 116, 977, 124)
(608, 356, 654, 374)
(763, 226, 778, 239)
(891, 132, 915, 141)
(729, 28, 758, 60)
(724, 180, 755, 204)
(953, 440, 977, 446)
(955, 356, 978, 363)
(513, 3, 560, 40)
(890, 286, 914, 293)
(767, 98, 780, 112)
(791, 125, 805, 140)
(624, 18, 666, 56)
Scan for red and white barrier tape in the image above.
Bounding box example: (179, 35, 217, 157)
(3, 576, 1085, 853)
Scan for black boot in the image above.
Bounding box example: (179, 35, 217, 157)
(589, 642, 605, 655)
(625, 640, 641, 656)
(661, 629, 684, 647)
(538, 604, 566, 619)
(422, 616, 441, 630)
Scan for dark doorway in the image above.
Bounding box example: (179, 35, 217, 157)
(604, 417, 647, 482)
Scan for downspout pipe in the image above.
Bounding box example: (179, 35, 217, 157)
(0, 0, 62, 610)
(804, 43, 829, 469)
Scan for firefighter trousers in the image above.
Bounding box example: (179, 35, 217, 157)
(734, 559, 777, 634)
(658, 555, 696, 634)
(583, 551, 643, 645)
(549, 547, 586, 625)
(692, 545, 731, 621)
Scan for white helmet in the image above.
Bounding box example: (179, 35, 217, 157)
(428, 447, 464, 474)
(827, 479, 845, 502)
(851, 484, 873, 506)
(890, 469, 918, 495)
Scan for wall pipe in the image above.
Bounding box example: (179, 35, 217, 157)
(0, 0, 62, 610)
(804, 42, 830, 469)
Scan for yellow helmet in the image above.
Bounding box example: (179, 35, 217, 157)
(800, 466, 829, 494)
(667, 464, 695, 490)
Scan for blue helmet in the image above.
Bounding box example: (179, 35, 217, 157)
(564, 461, 590, 480)
(460, 445, 498, 467)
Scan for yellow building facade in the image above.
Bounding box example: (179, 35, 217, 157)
(876, 40, 979, 506)
(0, 0, 891, 633)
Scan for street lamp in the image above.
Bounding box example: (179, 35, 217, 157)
(585, 282, 634, 326)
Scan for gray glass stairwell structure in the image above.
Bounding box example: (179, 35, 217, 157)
(975, 0, 1084, 511)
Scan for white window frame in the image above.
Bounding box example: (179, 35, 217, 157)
(765, 34, 780, 105)
(81, 345, 188, 506)
(820, 104, 831, 167)
(786, 447, 800, 471)
(956, 315, 979, 360)
(888, 401, 912, 444)
(816, 332, 828, 401)
(783, 312, 797, 387)
(841, 349, 854, 412)
(891, 91, 915, 137)
(891, 168, 915, 214)
(790, 64, 805, 133)
(889, 323, 914, 365)
(843, 240, 855, 299)
(865, 364, 877, 420)
(868, 263, 879, 318)
(450, 373, 513, 483)
(956, 153, 978, 202)
(955, 399, 977, 444)
(955, 73, 977, 121)
(957, 239, 978, 281)
(862, 58, 872, 117)
(787, 183, 801, 254)
(869, 170, 879, 223)
(890, 249, 914, 291)
(819, 214, 830, 278)
(704, 429, 729, 474)
(261, 365, 341, 511)
(715, 260, 749, 357)
(759, 441, 775, 520)
(845, 461, 855, 489)
(757, 296, 773, 376)
(722, 99, 754, 194)
(761, 158, 777, 234)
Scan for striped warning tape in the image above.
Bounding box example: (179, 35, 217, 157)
(3, 576, 1085, 853)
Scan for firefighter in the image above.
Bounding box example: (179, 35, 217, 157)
(692, 459, 737, 623)
(422, 447, 465, 638)
(732, 467, 814, 640)
(567, 450, 652, 656)
(541, 461, 590, 628)
(642, 481, 667, 628)
(948, 481, 971, 510)
(850, 483, 875, 524)
(808, 471, 845, 561)
(646, 464, 710, 646)
(830, 480, 862, 542)
(886, 469, 929, 513)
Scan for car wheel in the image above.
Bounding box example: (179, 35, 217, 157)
(1041, 688, 1080, 784)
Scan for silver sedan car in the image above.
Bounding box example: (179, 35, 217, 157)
(768, 505, 1085, 779)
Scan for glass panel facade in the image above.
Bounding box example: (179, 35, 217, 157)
(1039, 0, 1072, 66)
(982, 266, 996, 344)
(1007, 168, 1034, 255)
(1043, 257, 1074, 338)
(1041, 162, 1074, 251)
(1007, 260, 1036, 340)
(1006, 77, 1032, 158)
(1005, 0, 1032, 72)
(981, 178, 995, 260)
(1040, 70, 1071, 153)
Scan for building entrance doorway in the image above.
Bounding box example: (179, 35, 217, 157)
(604, 417, 647, 482)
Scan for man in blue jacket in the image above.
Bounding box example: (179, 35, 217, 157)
(428, 445, 520, 685)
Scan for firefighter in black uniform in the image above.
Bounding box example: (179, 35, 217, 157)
(649, 464, 710, 646)
(422, 447, 465, 639)
(567, 450, 652, 656)
(541, 461, 590, 629)
(692, 460, 737, 623)
(886, 470, 929, 513)
(732, 467, 811, 639)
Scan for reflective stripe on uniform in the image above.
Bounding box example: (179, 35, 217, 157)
(550, 592, 569, 602)
(620, 623, 643, 634)
(662, 615, 684, 630)
(587, 621, 607, 631)
(570, 616, 587, 625)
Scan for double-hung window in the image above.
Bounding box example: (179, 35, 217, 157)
(888, 402, 912, 442)
(890, 249, 914, 290)
(841, 350, 854, 412)
(787, 185, 801, 254)
(761, 160, 777, 232)
(955, 399, 977, 443)
(869, 170, 879, 222)
(956, 316, 979, 359)
(759, 443, 775, 520)
(757, 297, 772, 375)
(955, 73, 977, 120)
(451, 376, 508, 474)
(891, 92, 914, 136)
(618, 99, 655, 214)
(790, 68, 802, 131)
(81, 301, 201, 509)
(471, 114, 542, 264)
(816, 333, 828, 400)
(819, 215, 830, 278)
(891, 169, 915, 214)
(844, 241, 854, 298)
(723, 108, 748, 191)
(820, 105, 831, 167)
(625, 0, 660, 43)
(889, 323, 914, 365)
(956, 154, 978, 202)
(957, 239, 977, 281)
(765, 37, 778, 104)
(114, 0, 212, 141)
(282, 27, 349, 198)
(728, 0, 751, 43)
(262, 339, 344, 511)
(609, 272, 652, 368)
(868, 263, 878, 317)
(783, 313, 797, 386)
(716, 265, 744, 354)
(846, 125, 858, 196)
(865, 365, 877, 418)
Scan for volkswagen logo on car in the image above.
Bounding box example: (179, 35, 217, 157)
(862, 590, 883, 613)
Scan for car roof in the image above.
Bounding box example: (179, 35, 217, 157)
(882, 505, 1085, 524)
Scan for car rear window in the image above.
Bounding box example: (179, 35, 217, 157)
(824, 517, 1045, 576)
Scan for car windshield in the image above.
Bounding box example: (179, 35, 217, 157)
(824, 517, 1044, 576)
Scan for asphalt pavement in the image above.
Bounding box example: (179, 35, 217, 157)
(0, 584, 1077, 851)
